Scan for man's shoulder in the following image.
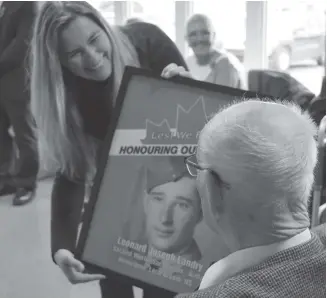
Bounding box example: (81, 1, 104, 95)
(176, 278, 263, 298)
(177, 235, 325, 298)
(175, 285, 227, 298)
(177, 263, 325, 298)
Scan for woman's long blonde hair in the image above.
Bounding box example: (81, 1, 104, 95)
(30, 1, 140, 182)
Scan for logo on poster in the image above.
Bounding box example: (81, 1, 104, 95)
(111, 96, 211, 156)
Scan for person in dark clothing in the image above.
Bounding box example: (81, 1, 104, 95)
(308, 76, 326, 126)
(0, 1, 39, 205)
(125, 17, 144, 25)
(30, 2, 187, 297)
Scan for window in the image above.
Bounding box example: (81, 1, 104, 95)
(192, 0, 325, 94)
(90, 1, 115, 24)
(130, 0, 176, 41)
(266, 1, 326, 94)
(191, 0, 246, 58)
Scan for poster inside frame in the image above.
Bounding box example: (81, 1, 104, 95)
(76, 67, 265, 294)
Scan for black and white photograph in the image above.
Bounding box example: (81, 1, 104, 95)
(77, 68, 252, 293)
(0, 1, 325, 298)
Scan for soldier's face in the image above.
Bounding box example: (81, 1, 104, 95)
(144, 177, 202, 253)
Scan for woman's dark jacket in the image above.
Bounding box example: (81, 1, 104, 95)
(51, 22, 188, 259)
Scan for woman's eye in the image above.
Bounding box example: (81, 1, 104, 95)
(69, 50, 81, 58)
(90, 35, 100, 44)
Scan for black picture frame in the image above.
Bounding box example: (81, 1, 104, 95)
(75, 66, 272, 294)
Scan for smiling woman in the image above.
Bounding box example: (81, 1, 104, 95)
(59, 16, 113, 81)
(29, 1, 187, 297)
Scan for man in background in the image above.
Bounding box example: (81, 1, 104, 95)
(0, 1, 39, 206)
(185, 14, 246, 89)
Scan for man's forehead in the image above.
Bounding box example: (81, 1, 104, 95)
(187, 16, 214, 32)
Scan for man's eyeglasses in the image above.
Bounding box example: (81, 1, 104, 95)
(184, 154, 231, 190)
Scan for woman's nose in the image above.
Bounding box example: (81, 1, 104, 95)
(84, 47, 102, 68)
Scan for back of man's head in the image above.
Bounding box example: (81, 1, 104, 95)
(198, 99, 318, 245)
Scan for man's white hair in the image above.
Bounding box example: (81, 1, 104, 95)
(199, 99, 318, 215)
(186, 13, 215, 33)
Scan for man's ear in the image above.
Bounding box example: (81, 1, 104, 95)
(207, 171, 224, 216)
(212, 31, 216, 41)
(198, 171, 224, 233)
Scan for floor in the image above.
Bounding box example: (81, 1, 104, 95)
(0, 179, 102, 298)
(0, 178, 145, 298)
(0, 178, 146, 298)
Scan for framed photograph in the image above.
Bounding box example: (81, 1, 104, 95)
(76, 67, 263, 294)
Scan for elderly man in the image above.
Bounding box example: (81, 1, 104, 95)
(185, 14, 246, 89)
(177, 100, 325, 297)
